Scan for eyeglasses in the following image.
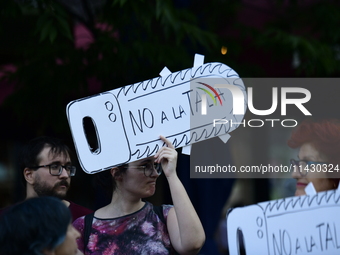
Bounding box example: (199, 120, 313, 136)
(126, 162, 162, 177)
(29, 164, 76, 176)
(290, 159, 328, 176)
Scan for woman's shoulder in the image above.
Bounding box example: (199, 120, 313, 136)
(161, 204, 173, 219)
(146, 202, 174, 223)
(72, 214, 87, 232)
(161, 204, 173, 210)
(145, 201, 173, 209)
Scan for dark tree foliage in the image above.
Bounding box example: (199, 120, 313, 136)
(0, 0, 219, 137)
(0, 0, 339, 137)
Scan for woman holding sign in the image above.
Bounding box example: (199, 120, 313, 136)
(73, 135, 205, 255)
(289, 119, 340, 196)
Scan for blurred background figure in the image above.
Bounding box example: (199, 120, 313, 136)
(215, 119, 340, 254)
(289, 119, 340, 196)
(0, 196, 82, 255)
(0, 136, 93, 220)
(20, 136, 93, 219)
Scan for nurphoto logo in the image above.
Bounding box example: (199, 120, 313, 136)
(196, 80, 312, 128)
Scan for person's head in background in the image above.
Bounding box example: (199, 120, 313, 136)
(288, 119, 340, 196)
(0, 196, 80, 255)
(21, 136, 76, 199)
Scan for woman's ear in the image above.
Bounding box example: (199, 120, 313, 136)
(110, 167, 118, 177)
(111, 167, 123, 181)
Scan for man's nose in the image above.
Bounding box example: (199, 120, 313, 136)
(59, 167, 69, 178)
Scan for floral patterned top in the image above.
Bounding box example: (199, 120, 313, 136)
(73, 202, 175, 255)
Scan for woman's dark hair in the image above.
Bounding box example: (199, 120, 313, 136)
(94, 165, 128, 200)
(0, 196, 71, 255)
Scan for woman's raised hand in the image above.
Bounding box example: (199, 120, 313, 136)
(154, 135, 178, 178)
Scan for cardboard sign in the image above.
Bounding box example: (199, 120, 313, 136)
(226, 187, 340, 255)
(66, 54, 246, 174)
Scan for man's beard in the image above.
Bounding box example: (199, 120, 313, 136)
(33, 176, 69, 199)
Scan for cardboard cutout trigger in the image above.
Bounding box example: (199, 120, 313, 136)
(305, 182, 317, 195)
(193, 54, 205, 67)
(159, 66, 172, 77)
(218, 134, 231, 143)
(182, 145, 191, 155)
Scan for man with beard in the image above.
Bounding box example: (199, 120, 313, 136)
(2, 136, 93, 221)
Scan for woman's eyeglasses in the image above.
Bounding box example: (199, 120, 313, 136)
(126, 162, 162, 177)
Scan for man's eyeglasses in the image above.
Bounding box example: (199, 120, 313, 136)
(290, 159, 327, 176)
(29, 164, 76, 176)
(126, 162, 162, 177)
